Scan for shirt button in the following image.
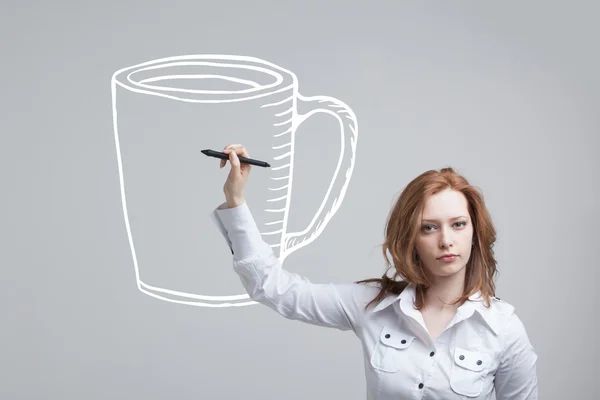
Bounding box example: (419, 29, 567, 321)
(418, 383, 424, 389)
(477, 360, 482, 365)
(430, 351, 435, 357)
(385, 334, 390, 338)
(401, 339, 406, 344)
(459, 355, 465, 360)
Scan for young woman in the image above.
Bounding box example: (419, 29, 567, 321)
(211, 144, 539, 399)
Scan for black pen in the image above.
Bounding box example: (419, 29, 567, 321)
(201, 149, 271, 168)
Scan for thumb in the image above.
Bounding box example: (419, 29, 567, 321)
(229, 151, 241, 174)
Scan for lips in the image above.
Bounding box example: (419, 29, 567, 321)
(438, 254, 457, 259)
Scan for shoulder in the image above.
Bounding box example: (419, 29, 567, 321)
(339, 281, 384, 304)
(330, 281, 388, 316)
(475, 296, 523, 336)
(489, 296, 516, 317)
(486, 297, 534, 351)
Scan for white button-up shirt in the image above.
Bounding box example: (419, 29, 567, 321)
(211, 202, 539, 399)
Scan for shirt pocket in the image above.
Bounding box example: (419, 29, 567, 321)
(369, 326, 416, 373)
(450, 347, 491, 397)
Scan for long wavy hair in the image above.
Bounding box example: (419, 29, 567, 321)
(355, 167, 498, 311)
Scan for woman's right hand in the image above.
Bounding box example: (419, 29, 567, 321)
(220, 144, 252, 208)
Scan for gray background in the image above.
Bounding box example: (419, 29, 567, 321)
(3, 1, 598, 399)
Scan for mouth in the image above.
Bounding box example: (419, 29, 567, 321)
(438, 254, 458, 261)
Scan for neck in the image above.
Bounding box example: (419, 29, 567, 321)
(422, 271, 465, 312)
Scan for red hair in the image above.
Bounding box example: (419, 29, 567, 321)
(356, 167, 498, 310)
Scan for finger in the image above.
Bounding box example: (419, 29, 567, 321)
(230, 146, 251, 173)
(223, 144, 249, 158)
(238, 146, 249, 158)
(231, 145, 249, 158)
(229, 150, 241, 172)
(223, 144, 242, 153)
(220, 158, 226, 168)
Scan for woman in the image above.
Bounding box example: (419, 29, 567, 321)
(211, 144, 539, 399)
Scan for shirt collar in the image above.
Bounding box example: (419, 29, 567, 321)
(370, 282, 502, 335)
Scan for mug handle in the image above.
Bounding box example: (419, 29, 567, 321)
(281, 93, 358, 261)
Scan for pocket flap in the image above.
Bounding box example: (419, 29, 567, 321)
(379, 327, 415, 349)
(453, 347, 489, 372)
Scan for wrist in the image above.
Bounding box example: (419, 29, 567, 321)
(226, 197, 245, 208)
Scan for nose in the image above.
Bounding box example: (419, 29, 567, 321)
(439, 227, 454, 248)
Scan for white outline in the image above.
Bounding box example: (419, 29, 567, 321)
(111, 54, 358, 307)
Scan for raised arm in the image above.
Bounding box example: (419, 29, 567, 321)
(209, 144, 371, 333)
(212, 200, 369, 332)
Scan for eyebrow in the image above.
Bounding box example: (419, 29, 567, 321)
(421, 216, 469, 223)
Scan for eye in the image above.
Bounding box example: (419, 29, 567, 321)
(421, 221, 467, 232)
(422, 224, 435, 232)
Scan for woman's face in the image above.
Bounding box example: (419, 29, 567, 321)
(414, 188, 474, 280)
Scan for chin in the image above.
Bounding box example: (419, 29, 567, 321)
(430, 263, 467, 278)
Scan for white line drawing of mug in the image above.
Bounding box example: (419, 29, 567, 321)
(111, 55, 358, 307)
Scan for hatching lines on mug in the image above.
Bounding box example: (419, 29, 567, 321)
(260, 94, 294, 230)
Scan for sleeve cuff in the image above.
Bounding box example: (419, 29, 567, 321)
(210, 201, 269, 260)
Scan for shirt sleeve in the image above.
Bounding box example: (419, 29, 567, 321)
(210, 201, 371, 333)
(494, 312, 539, 399)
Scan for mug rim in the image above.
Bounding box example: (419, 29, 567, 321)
(111, 54, 296, 103)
